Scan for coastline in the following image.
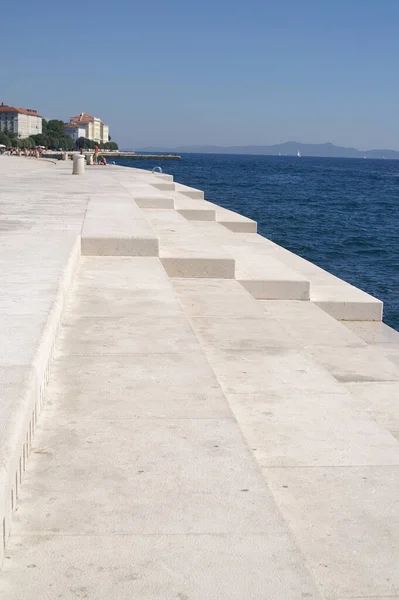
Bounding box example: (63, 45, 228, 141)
(112, 153, 399, 331)
(41, 150, 181, 160)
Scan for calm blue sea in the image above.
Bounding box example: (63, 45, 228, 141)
(114, 154, 399, 331)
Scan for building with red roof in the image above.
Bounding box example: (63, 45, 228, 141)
(0, 104, 42, 138)
(68, 112, 109, 143)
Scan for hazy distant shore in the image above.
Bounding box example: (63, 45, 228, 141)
(135, 142, 399, 160)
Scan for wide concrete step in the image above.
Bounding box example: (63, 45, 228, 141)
(145, 217, 308, 297)
(174, 181, 205, 199)
(134, 195, 174, 209)
(172, 279, 399, 599)
(338, 320, 399, 438)
(151, 180, 176, 192)
(81, 196, 159, 256)
(172, 191, 216, 221)
(142, 207, 192, 233)
(310, 281, 383, 321)
(120, 182, 175, 209)
(142, 210, 236, 278)
(0, 257, 323, 600)
(0, 236, 80, 562)
(181, 224, 383, 321)
(343, 320, 399, 346)
(262, 242, 383, 320)
(160, 237, 235, 278)
(207, 203, 258, 232)
(232, 250, 310, 300)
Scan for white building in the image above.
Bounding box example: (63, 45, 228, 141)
(64, 123, 87, 142)
(0, 104, 42, 138)
(69, 113, 109, 144)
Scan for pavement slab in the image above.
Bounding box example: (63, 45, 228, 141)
(265, 466, 399, 599)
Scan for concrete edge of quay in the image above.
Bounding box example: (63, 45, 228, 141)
(0, 236, 81, 563)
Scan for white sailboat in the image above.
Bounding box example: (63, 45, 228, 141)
(297, 150, 302, 158)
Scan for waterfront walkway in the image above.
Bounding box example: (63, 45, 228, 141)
(1, 156, 399, 599)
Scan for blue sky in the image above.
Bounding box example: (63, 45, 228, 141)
(3, 0, 399, 149)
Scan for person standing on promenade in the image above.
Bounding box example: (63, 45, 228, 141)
(94, 144, 99, 164)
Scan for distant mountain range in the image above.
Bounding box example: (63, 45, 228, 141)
(135, 141, 399, 159)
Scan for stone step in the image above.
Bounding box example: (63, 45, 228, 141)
(81, 197, 159, 256)
(338, 320, 399, 436)
(181, 288, 399, 471)
(150, 219, 308, 298)
(310, 282, 383, 321)
(261, 299, 367, 348)
(173, 278, 399, 600)
(260, 242, 383, 321)
(151, 181, 176, 192)
(174, 182, 205, 199)
(160, 238, 235, 278)
(119, 182, 175, 209)
(186, 229, 383, 321)
(133, 195, 175, 209)
(0, 257, 323, 600)
(206, 203, 258, 232)
(172, 192, 216, 221)
(172, 278, 266, 318)
(343, 320, 399, 345)
(229, 250, 310, 300)
(0, 237, 80, 562)
(141, 207, 192, 234)
(151, 215, 235, 279)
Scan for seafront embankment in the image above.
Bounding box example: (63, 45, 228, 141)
(42, 150, 181, 160)
(1, 155, 399, 599)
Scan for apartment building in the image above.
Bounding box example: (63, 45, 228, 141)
(69, 113, 109, 143)
(0, 104, 42, 138)
(64, 123, 87, 142)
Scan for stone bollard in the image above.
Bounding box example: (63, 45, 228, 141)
(72, 154, 85, 175)
(86, 153, 94, 165)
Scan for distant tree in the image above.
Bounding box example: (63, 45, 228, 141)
(0, 132, 11, 147)
(16, 137, 35, 149)
(76, 137, 95, 150)
(46, 120, 65, 136)
(46, 135, 59, 149)
(31, 133, 47, 147)
(30, 128, 74, 150)
(60, 136, 74, 151)
(75, 136, 118, 151)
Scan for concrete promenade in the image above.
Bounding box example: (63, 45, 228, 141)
(42, 151, 182, 160)
(0, 155, 399, 599)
